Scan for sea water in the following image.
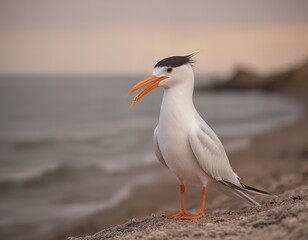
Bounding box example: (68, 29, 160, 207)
(0, 76, 301, 239)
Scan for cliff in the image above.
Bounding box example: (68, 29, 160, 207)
(205, 60, 308, 91)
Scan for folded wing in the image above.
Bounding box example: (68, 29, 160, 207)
(189, 118, 275, 205)
(153, 126, 168, 168)
(189, 125, 240, 186)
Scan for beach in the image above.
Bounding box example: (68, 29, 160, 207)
(1, 75, 303, 240)
(71, 185, 308, 240)
(0, 63, 307, 240)
(49, 90, 308, 240)
(1, 2, 308, 239)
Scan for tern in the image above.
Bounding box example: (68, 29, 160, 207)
(129, 54, 275, 220)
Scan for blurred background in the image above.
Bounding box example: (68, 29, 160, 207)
(0, 1, 307, 240)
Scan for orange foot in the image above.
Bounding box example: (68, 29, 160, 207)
(162, 211, 186, 219)
(180, 212, 204, 220)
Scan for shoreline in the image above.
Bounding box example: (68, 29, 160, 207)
(45, 91, 308, 240)
(72, 184, 308, 240)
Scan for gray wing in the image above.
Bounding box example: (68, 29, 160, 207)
(189, 125, 240, 186)
(189, 119, 274, 205)
(188, 125, 262, 206)
(153, 126, 168, 168)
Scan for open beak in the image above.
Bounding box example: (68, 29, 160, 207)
(128, 75, 168, 108)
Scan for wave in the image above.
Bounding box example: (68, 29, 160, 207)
(0, 117, 156, 151)
(0, 170, 161, 231)
(0, 154, 158, 189)
(58, 172, 159, 220)
(0, 137, 251, 189)
(0, 163, 100, 189)
(2, 97, 301, 152)
(0, 137, 102, 151)
(11, 138, 59, 150)
(0, 112, 302, 188)
(0, 117, 155, 150)
(0, 94, 302, 189)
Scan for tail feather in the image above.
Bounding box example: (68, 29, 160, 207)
(220, 180, 276, 197)
(230, 188, 261, 206)
(218, 180, 276, 206)
(240, 183, 277, 197)
(216, 180, 261, 206)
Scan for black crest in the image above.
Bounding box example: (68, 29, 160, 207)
(154, 54, 195, 68)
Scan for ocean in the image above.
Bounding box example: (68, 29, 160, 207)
(0, 75, 301, 240)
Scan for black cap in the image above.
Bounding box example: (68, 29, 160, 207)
(154, 54, 195, 68)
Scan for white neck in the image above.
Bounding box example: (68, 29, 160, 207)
(158, 78, 196, 128)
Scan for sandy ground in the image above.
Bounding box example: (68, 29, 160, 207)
(70, 184, 308, 240)
(48, 92, 308, 240)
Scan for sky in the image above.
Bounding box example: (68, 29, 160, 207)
(0, 0, 308, 76)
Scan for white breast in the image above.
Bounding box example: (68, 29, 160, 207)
(156, 85, 207, 185)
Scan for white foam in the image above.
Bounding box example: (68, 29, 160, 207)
(0, 162, 60, 182)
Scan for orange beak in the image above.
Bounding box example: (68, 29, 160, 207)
(128, 75, 168, 108)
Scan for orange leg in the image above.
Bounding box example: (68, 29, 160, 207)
(181, 187, 206, 220)
(163, 185, 186, 219)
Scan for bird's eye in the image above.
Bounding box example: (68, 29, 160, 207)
(167, 67, 172, 73)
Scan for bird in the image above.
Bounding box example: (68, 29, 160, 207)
(129, 54, 275, 220)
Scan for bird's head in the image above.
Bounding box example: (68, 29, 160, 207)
(129, 54, 195, 108)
